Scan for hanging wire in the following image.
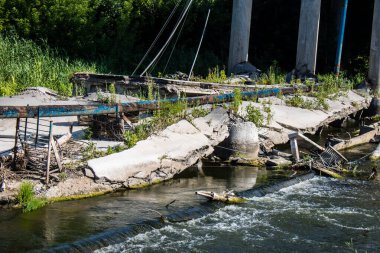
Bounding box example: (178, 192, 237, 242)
(131, 0, 182, 76)
(162, 4, 191, 74)
(140, 0, 195, 77)
(188, 9, 211, 80)
(145, 0, 192, 76)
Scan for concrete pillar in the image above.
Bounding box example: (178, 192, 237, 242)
(228, 0, 253, 74)
(289, 138, 300, 163)
(296, 0, 322, 74)
(369, 0, 380, 93)
(228, 122, 259, 160)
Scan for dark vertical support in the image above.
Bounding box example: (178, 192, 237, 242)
(46, 121, 53, 185)
(12, 118, 20, 170)
(24, 119, 28, 142)
(334, 0, 348, 76)
(35, 107, 40, 147)
(23, 104, 29, 142)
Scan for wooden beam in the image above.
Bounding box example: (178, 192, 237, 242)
(51, 138, 63, 173)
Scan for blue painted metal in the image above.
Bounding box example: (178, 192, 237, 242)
(0, 86, 308, 119)
(335, 0, 348, 76)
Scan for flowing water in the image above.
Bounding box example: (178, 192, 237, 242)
(0, 145, 380, 252)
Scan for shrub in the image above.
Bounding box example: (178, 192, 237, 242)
(17, 181, 47, 212)
(246, 104, 264, 127)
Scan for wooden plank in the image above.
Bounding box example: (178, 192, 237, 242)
(56, 132, 72, 146)
(332, 125, 380, 151)
(314, 165, 343, 179)
(51, 138, 63, 172)
(289, 132, 325, 151)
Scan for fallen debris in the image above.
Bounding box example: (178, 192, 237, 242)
(195, 190, 246, 203)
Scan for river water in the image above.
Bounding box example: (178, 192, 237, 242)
(0, 146, 379, 252)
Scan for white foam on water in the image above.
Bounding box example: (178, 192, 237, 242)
(96, 177, 380, 253)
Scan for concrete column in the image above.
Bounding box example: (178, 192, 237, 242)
(369, 0, 380, 92)
(228, 0, 253, 74)
(296, 0, 322, 74)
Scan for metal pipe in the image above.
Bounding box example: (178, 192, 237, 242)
(35, 107, 40, 147)
(188, 9, 211, 81)
(46, 121, 53, 185)
(334, 0, 348, 76)
(24, 104, 29, 142)
(0, 85, 315, 119)
(12, 118, 20, 170)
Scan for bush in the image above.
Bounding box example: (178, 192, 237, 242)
(246, 104, 264, 127)
(17, 181, 34, 206)
(17, 181, 47, 212)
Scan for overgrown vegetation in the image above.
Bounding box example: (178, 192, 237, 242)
(256, 61, 286, 85)
(0, 35, 97, 96)
(123, 99, 212, 148)
(246, 104, 264, 127)
(198, 66, 228, 83)
(17, 181, 47, 212)
(230, 88, 242, 113)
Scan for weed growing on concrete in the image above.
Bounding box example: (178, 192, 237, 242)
(17, 181, 47, 212)
(256, 61, 286, 85)
(82, 142, 105, 160)
(84, 128, 93, 140)
(200, 66, 228, 83)
(191, 107, 209, 118)
(58, 172, 68, 181)
(263, 104, 273, 124)
(231, 88, 242, 113)
(246, 104, 264, 127)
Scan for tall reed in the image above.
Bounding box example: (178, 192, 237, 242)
(0, 35, 97, 96)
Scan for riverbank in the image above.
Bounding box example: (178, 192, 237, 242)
(0, 83, 375, 209)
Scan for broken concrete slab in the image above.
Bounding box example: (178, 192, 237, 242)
(87, 109, 230, 187)
(239, 91, 371, 145)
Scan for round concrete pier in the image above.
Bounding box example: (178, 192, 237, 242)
(228, 122, 259, 160)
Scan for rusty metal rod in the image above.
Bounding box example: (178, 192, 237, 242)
(0, 86, 312, 119)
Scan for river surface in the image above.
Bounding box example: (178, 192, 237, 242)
(0, 146, 379, 252)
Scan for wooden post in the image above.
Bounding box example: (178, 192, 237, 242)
(369, 0, 380, 93)
(228, 0, 253, 74)
(12, 118, 20, 170)
(296, 0, 322, 74)
(51, 138, 63, 172)
(46, 121, 53, 184)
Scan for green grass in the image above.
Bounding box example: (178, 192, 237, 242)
(0, 35, 98, 96)
(17, 181, 47, 212)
